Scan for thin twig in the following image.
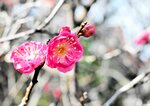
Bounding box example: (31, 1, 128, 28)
(27, 71, 51, 106)
(73, 23, 89, 106)
(18, 63, 44, 106)
(37, 0, 65, 30)
(103, 70, 150, 106)
(0, 29, 35, 42)
(0, 0, 65, 43)
(77, 22, 87, 36)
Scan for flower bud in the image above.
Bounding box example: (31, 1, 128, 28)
(82, 24, 96, 37)
(59, 26, 71, 33)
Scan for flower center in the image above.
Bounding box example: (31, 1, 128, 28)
(56, 44, 68, 57)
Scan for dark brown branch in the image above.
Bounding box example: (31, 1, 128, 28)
(77, 22, 87, 36)
(35, 29, 58, 36)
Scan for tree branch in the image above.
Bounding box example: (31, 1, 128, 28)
(37, 0, 65, 30)
(103, 70, 150, 106)
(18, 63, 44, 106)
(0, 0, 65, 43)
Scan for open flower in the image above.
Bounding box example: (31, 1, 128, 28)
(135, 32, 150, 45)
(46, 27, 83, 73)
(82, 23, 96, 37)
(11, 41, 48, 74)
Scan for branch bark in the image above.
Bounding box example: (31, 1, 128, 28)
(18, 63, 44, 106)
(103, 70, 150, 106)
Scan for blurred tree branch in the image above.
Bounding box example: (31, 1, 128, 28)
(18, 63, 44, 106)
(103, 70, 150, 106)
(0, 0, 65, 43)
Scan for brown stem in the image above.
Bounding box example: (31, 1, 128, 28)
(77, 22, 87, 37)
(74, 22, 88, 97)
(79, 96, 85, 106)
(18, 63, 44, 106)
(81, 102, 85, 106)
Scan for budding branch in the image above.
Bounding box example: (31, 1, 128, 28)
(17, 0, 65, 105)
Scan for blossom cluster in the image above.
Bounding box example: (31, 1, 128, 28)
(11, 23, 96, 74)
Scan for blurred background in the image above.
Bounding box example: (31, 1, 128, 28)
(1, 0, 150, 106)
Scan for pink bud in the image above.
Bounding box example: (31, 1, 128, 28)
(59, 26, 71, 33)
(82, 23, 96, 37)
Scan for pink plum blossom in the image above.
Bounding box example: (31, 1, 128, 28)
(46, 27, 83, 73)
(135, 32, 150, 45)
(82, 23, 96, 37)
(11, 41, 48, 74)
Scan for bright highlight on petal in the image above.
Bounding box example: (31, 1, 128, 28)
(46, 27, 83, 73)
(11, 41, 48, 74)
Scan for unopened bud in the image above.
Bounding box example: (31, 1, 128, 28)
(82, 24, 96, 37)
(59, 26, 71, 33)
